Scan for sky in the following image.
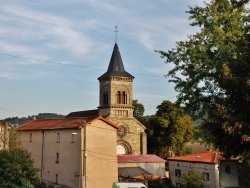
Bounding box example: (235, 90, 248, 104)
(0, 0, 206, 120)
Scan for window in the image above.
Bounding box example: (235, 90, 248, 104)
(56, 153, 59, 163)
(122, 91, 127, 104)
(56, 133, 60, 143)
(117, 91, 121, 104)
(71, 134, 75, 143)
(117, 145, 126, 155)
(55, 174, 58, 184)
(175, 169, 181, 177)
(203, 173, 209, 181)
(117, 91, 127, 104)
(117, 125, 127, 137)
(29, 133, 32, 142)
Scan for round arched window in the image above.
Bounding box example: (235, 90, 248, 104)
(117, 125, 127, 137)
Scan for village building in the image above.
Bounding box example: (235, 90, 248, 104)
(18, 42, 165, 188)
(118, 154, 166, 186)
(18, 116, 119, 188)
(168, 151, 222, 188)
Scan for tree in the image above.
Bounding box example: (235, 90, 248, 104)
(147, 100, 193, 157)
(157, 0, 250, 158)
(0, 148, 39, 188)
(179, 171, 204, 188)
(133, 100, 145, 119)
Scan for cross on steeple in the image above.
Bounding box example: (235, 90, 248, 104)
(114, 25, 118, 42)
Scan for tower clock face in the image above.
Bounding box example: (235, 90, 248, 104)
(117, 125, 127, 137)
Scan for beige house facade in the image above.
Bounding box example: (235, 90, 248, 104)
(18, 116, 119, 188)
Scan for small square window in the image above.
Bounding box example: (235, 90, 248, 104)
(175, 169, 181, 177)
(56, 133, 60, 143)
(29, 133, 32, 142)
(203, 172, 209, 181)
(55, 153, 59, 163)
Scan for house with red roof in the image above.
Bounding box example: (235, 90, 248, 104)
(18, 115, 119, 188)
(168, 151, 222, 188)
(117, 154, 166, 187)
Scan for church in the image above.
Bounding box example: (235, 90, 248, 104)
(67, 42, 147, 156)
(18, 42, 165, 188)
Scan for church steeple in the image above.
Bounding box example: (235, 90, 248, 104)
(98, 42, 134, 118)
(98, 43, 134, 81)
(98, 41, 147, 155)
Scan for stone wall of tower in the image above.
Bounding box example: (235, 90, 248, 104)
(99, 76, 134, 118)
(109, 77, 133, 106)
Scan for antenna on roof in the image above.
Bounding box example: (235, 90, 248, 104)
(114, 25, 118, 43)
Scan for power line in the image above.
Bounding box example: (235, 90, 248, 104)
(0, 52, 103, 71)
(144, 95, 177, 113)
(0, 52, 164, 78)
(0, 107, 30, 116)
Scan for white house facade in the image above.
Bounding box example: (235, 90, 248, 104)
(168, 151, 222, 188)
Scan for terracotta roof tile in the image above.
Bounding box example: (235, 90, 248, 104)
(118, 154, 166, 163)
(168, 151, 222, 164)
(18, 116, 119, 131)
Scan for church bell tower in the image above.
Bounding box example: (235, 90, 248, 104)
(98, 42, 147, 155)
(98, 43, 134, 118)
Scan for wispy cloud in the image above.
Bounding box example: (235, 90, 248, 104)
(0, 4, 107, 61)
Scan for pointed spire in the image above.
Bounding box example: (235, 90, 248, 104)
(107, 43, 125, 73)
(98, 43, 134, 80)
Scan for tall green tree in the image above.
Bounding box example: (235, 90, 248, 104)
(133, 99, 146, 124)
(0, 148, 39, 188)
(157, 0, 250, 158)
(133, 100, 145, 119)
(147, 100, 193, 157)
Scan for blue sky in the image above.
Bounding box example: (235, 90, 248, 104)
(0, 0, 206, 119)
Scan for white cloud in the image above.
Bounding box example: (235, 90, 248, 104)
(0, 3, 107, 61)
